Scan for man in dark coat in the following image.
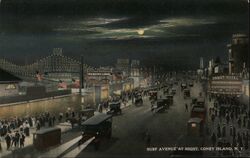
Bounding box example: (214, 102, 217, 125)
(211, 132, 217, 147)
(20, 133, 25, 148)
(5, 133, 11, 150)
(14, 131, 20, 147)
(24, 126, 30, 136)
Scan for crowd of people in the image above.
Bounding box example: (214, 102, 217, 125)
(0, 116, 32, 151)
(209, 96, 250, 155)
(0, 110, 79, 152)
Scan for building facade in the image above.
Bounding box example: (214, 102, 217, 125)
(228, 34, 249, 74)
(208, 75, 242, 96)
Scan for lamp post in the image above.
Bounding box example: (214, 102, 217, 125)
(80, 55, 85, 109)
(81, 97, 85, 110)
(80, 55, 84, 94)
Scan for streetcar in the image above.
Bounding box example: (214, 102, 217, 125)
(187, 117, 204, 136)
(190, 106, 206, 122)
(81, 113, 112, 150)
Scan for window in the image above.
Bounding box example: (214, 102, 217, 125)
(191, 123, 197, 128)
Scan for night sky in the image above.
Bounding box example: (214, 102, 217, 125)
(0, 0, 249, 70)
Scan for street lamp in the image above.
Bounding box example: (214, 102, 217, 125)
(81, 97, 85, 110)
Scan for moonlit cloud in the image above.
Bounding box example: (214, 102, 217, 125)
(53, 16, 217, 40)
(0, 0, 247, 69)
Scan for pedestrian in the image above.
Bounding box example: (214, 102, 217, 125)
(11, 133, 15, 147)
(151, 103, 154, 112)
(222, 125, 226, 137)
(232, 126, 236, 139)
(230, 125, 233, 136)
(24, 126, 30, 136)
(52, 115, 56, 126)
(211, 132, 216, 147)
(244, 136, 248, 150)
(230, 112, 234, 122)
(185, 104, 188, 112)
(59, 113, 63, 122)
(238, 118, 242, 128)
(247, 119, 250, 129)
(48, 118, 52, 127)
(28, 117, 33, 127)
(65, 111, 69, 119)
(14, 131, 20, 148)
(217, 124, 221, 138)
(72, 111, 75, 118)
(226, 113, 230, 124)
(237, 132, 243, 149)
(19, 133, 25, 148)
(5, 133, 11, 150)
(145, 132, 151, 146)
(209, 107, 212, 116)
(211, 113, 215, 123)
(70, 120, 74, 129)
(232, 136, 237, 150)
(36, 120, 41, 130)
(243, 116, 246, 128)
(0, 141, 2, 152)
(246, 131, 249, 141)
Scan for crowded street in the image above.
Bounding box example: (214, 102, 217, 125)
(77, 79, 204, 157)
(0, 72, 249, 158)
(0, 0, 249, 157)
(1, 76, 208, 158)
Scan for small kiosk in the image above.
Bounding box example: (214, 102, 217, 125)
(33, 127, 61, 150)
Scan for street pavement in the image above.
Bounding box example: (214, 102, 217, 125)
(77, 82, 203, 158)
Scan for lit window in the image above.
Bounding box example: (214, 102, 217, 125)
(191, 123, 196, 128)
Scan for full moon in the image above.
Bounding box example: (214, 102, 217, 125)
(137, 29, 145, 35)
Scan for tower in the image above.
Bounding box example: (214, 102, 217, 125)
(200, 57, 204, 69)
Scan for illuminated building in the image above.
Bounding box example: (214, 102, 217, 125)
(208, 75, 242, 96)
(0, 68, 21, 97)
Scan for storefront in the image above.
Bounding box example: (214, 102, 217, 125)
(122, 79, 134, 92)
(101, 84, 109, 101)
(94, 84, 110, 104)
